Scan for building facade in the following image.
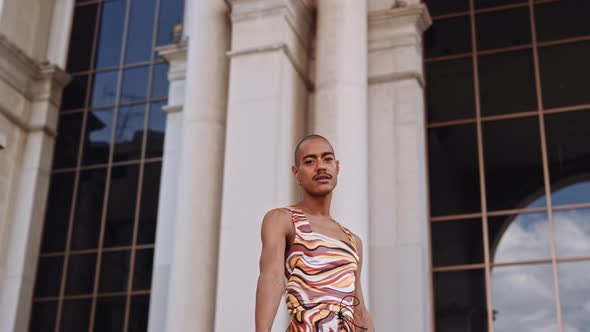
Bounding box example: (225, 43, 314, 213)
(0, 0, 588, 331)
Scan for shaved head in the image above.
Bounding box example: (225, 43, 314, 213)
(294, 134, 334, 166)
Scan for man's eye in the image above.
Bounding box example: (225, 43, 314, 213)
(325, 157, 334, 162)
(304, 160, 313, 165)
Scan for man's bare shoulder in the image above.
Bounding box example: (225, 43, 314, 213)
(261, 208, 292, 233)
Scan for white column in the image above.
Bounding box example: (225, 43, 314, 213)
(312, 0, 370, 291)
(215, 0, 312, 330)
(367, 4, 431, 331)
(148, 42, 186, 332)
(164, 1, 230, 331)
(0, 63, 70, 332)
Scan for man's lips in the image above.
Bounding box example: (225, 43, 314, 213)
(313, 174, 332, 181)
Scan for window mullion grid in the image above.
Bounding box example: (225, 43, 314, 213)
(468, 1, 495, 331)
(528, 1, 565, 331)
(52, 2, 103, 330)
(87, 0, 133, 329)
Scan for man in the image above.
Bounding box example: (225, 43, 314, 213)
(255, 134, 374, 331)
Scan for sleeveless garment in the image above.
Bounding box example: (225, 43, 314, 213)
(284, 207, 361, 332)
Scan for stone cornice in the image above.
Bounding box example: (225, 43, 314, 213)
(156, 41, 188, 81)
(368, 4, 432, 52)
(229, 0, 313, 55)
(226, 42, 313, 91)
(0, 33, 70, 136)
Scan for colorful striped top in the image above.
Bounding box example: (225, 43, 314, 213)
(284, 207, 360, 331)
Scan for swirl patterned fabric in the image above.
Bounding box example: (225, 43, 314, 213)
(284, 207, 361, 332)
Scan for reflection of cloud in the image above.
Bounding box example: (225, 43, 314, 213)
(494, 213, 551, 263)
(491, 264, 557, 332)
(491, 209, 590, 332)
(554, 209, 590, 258)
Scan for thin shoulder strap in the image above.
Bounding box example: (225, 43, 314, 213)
(283, 207, 312, 234)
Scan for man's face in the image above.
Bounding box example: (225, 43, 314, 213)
(292, 138, 339, 196)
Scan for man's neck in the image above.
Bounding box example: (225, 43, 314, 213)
(298, 192, 332, 217)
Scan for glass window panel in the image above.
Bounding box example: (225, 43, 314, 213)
(478, 50, 537, 116)
(138, 162, 161, 244)
(482, 117, 544, 211)
(30, 301, 57, 332)
(539, 41, 590, 109)
(99, 250, 130, 293)
(53, 112, 83, 169)
(90, 70, 119, 108)
(434, 269, 488, 332)
(151, 63, 169, 99)
(553, 208, 590, 259)
(426, 58, 475, 123)
(156, 0, 184, 46)
(475, 0, 527, 9)
(431, 219, 484, 267)
(428, 124, 481, 216)
(34, 256, 64, 297)
(535, 0, 590, 42)
(545, 110, 590, 206)
(65, 253, 96, 295)
(424, 0, 469, 17)
(60, 299, 91, 332)
(488, 213, 552, 264)
(133, 249, 153, 290)
(425, 16, 472, 58)
(145, 102, 165, 158)
(95, 0, 126, 69)
(71, 168, 107, 250)
(552, 182, 590, 207)
(128, 295, 150, 332)
(104, 165, 140, 247)
(81, 108, 114, 166)
(476, 8, 531, 51)
(125, 0, 156, 64)
(121, 66, 150, 104)
(491, 264, 558, 332)
(558, 261, 590, 332)
(61, 75, 88, 111)
(94, 296, 126, 332)
(113, 104, 146, 162)
(41, 172, 75, 253)
(66, 4, 98, 72)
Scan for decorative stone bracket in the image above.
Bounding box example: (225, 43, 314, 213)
(0, 33, 70, 137)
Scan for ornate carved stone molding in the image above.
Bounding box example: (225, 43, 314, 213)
(0, 33, 70, 136)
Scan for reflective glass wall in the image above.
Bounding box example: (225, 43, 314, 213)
(425, 0, 590, 331)
(29, 0, 183, 331)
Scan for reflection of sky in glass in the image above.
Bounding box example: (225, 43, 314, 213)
(558, 261, 590, 332)
(552, 181, 590, 206)
(91, 71, 118, 107)
(121, 66, 149, 104)
(491, 264, 558, 332)
(88, 110, 113, 144)
(95, 0, 126, 68)
(115, 105, 145, 144)
(492, 213, 551, 263)
(554, 208, 590, 258)
(125, 0, 156, 64)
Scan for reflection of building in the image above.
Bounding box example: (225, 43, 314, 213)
(0, 0, 589, 331)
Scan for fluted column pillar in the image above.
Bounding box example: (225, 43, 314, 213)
(367, 4, 431, 331)
(312, 0, 370, 290)
(215, 0, 313, 330)
(163, 1, 230, 331)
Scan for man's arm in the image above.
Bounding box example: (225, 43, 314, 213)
(255, 209, 291, 332)
(353, 234, 375, 331)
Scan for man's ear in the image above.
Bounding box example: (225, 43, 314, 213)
(292, 165, 299, 179)
(336, 160, 340, 174)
